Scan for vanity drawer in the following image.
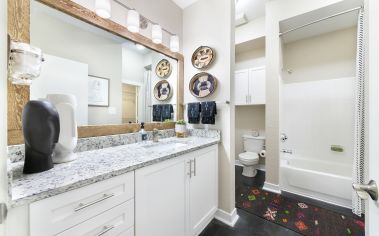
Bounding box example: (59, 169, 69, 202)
(30, 172, 134, 236)
(57, 200, 134, 236)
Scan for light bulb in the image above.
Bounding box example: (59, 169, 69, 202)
(152, 24, 162, 44)
(95, 0, 111, 19)
(170, 35, 180, 52)
(127, 9, 140, 33)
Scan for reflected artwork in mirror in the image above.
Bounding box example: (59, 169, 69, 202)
(29, 0, 178, 126)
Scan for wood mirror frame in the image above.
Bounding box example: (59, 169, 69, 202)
(7, 0, 184, 145)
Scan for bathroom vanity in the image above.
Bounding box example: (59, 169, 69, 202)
(6, 130, 220, 236)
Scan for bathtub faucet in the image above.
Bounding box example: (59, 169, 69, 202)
(281, 149, 293, 154)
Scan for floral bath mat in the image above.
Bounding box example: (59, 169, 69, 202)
(236, 187, 365, 236)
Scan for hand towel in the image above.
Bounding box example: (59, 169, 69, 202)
(187, 102, 201, 124)
(153, 104, 162, 122)
(161, 104, 174, 121)
(201, 101, 217, 125)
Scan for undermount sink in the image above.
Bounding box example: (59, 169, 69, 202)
(142, 140, 189, 152)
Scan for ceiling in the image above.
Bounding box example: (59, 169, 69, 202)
(235, 0, 265, 22)
(171, 0, 266, 19)
(170, 0, 200, 9)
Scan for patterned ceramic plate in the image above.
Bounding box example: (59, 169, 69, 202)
(191, 46, 215, 69)
(189, 72, 217, 98)
(154, 80, 173, 101)
(155, 59, 172, 78)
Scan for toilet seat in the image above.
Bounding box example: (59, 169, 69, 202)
(239, 152, 259, 165)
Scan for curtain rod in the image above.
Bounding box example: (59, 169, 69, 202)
(279, 6, 363, 36)
(113, 0, 176, 36)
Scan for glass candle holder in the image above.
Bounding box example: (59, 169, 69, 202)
(8, 41, 43, 85)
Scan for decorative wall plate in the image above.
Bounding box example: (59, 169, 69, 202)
(155, 59, 172, 78)
(189, 72, 217, 98)
(154, 80, 173, 101)
(191, 46, 215, 69)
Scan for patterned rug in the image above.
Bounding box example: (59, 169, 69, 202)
(236, 187, 365, 236)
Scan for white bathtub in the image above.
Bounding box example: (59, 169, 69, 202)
(280, 156, 352, 208)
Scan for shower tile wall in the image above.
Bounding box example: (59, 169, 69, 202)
(282, 77, 354, 166)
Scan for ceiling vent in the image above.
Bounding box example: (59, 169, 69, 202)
(235, 12, 248, 27)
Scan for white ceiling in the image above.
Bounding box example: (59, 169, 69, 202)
(235, 0, 265, 21)
(170, 0, 200, 9)
(171, 0, 265, 21)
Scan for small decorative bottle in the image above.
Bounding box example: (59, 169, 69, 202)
(139, 122, 148, 142)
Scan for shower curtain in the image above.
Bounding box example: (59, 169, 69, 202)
(352, 9, 367, 216)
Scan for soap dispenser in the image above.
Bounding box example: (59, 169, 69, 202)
(139, 122, 147, 142)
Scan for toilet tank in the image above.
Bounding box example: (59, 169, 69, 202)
(243, 135, 265, 152)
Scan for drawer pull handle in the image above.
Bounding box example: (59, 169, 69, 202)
(74, 193, 115, 212)
(95, 225, 115, 236)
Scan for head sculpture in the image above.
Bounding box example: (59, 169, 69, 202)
(22, 100, 60, 174)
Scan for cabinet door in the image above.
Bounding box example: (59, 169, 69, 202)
(135, 156, 189, 236)
(189, 145, 218, 236)
(234, 70, 249, 105)
(249, 68, 266, 104)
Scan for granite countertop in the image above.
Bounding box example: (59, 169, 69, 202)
(9, 136, 220, 208)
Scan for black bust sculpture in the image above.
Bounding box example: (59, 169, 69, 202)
(22, 100, 60, 174)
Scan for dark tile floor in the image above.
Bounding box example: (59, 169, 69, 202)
(199, 208, 302, 236)
(200, 166, 357, 236)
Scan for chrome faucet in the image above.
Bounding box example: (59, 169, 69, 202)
(281, 149, 293, 154)
(152, 128, 160, 142)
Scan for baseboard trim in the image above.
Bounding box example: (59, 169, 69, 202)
(263, 182, 281, 194)
(214, 208, 239, 227)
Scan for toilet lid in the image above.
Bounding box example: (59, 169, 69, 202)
(239, 152, 259, 161)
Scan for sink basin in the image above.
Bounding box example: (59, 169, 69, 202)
(142, 140, 189, 152)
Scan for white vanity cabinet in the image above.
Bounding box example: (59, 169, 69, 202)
(18, 144, 218, 236)
(235, 67, 266, 105)
(29, 172, 135, 236)
(135, 144, 218, 236)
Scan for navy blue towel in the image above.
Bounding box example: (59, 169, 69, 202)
(153, 105, 162, 122)
(161, 104, 174, 121)
(201, 101, 217, 125)
(187, 102, 201, 124)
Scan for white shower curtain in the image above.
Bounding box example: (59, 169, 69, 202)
(352, 9, 367, 216)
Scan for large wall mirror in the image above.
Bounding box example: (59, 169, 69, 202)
(31, 0, 178, 125)
(7, 0, 184, 144)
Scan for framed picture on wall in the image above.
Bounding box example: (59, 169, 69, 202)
(88, 75, 110, 107)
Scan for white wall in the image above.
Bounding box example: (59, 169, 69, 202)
(235, 106, 266, 157)
(31, 4, 123, 125)
(367, 0, 379, 234)
(122, 46, 146, 85)
(283, 78, 355, 166)
(73, 0, 183, 52)
(283, 27, 357, 83)
(183, 0, 235, 214)
(31, 54, 89, 125)
(235, 17, 265, 44)
(235, 48, 265, 70)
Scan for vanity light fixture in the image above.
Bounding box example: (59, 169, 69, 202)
(95, 0, 111, 19)
(170, 35, 180, 52)
(8, 41, 44, 85)
(152, 24, 163, 44)
(112, 0, 180, 51)
(127, 9, 140, 33)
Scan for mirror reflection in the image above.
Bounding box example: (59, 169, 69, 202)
(30, 0, 178, 126)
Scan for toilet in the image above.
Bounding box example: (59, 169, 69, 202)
(239, 135, 265, 177)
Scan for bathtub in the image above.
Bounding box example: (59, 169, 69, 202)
(280, 156, 352, 208)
